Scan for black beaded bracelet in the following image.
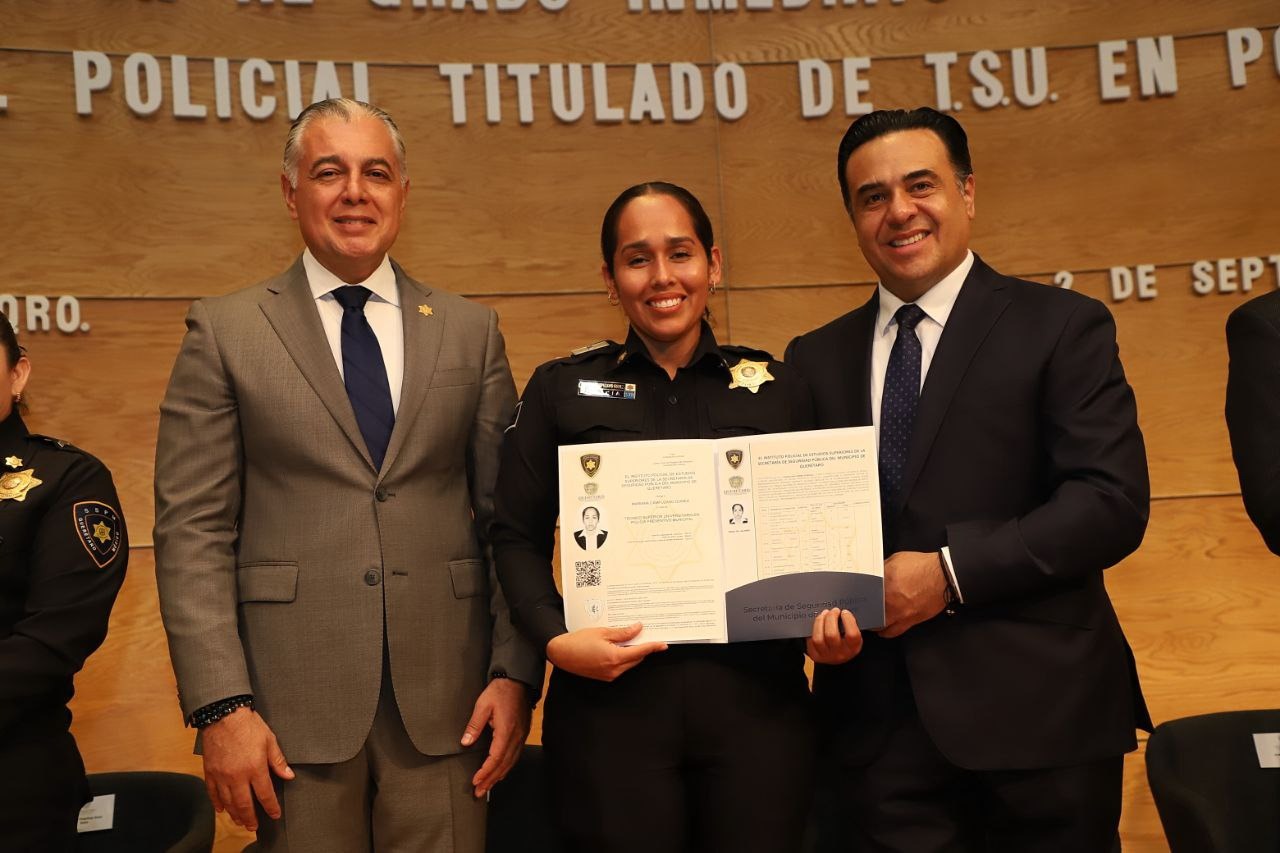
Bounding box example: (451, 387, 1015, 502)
(189, 694, 255, 729)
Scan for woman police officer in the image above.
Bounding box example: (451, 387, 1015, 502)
(0, 312, 129, 850)
(492, 182, 850, 853)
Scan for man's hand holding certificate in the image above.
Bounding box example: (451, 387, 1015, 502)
(557, 427, 885, 644)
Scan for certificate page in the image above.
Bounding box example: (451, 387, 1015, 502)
(558, 439, 727, 644)
(728, 427, 882, 589)
(716, 427, 885, 640)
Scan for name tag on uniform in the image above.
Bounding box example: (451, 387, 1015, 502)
(578, 380, 636, 400)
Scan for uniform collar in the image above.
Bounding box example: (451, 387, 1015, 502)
(612, 322, 729, 375)
(0, 409, 28, 446)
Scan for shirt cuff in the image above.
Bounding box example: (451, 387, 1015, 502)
(940, 546, 964, 603)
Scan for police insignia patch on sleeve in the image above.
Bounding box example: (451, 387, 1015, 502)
(74, 501, 123, 568)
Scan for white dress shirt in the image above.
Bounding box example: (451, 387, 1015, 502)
(303, 249, 404, 415)
(871, 250, 974, 598)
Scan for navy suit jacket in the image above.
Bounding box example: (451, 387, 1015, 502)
(1226, 289, 1280, 555)
(786, 256, 1152, 770)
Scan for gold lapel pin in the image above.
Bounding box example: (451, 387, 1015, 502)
(418, 304, 434, 317)
(4, 456, 21, 469)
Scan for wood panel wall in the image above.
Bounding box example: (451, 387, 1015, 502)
(4, 2, 1278, 850)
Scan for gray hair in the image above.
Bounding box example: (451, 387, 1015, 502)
(282, 98, 408, 188)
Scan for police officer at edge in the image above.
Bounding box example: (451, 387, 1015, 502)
(0, 312, 129, 850)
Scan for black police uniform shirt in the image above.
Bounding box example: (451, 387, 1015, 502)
(492, 323, 816, 650)
(0, 410, 128, 745)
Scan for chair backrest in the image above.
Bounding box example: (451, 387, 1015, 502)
(486, 745, 565, 853)
(81, 771, 215, 853)
(1146, 710, 1280, 853)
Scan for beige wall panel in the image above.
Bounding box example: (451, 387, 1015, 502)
(1111, 496, 1280, 721)
(1121, 741, 1169, 853)
(723, 282, 872, 354)
(717, 39, 1280, 287)
(1091, 274, 1260, 498)
(4, 55, 724, 297)
(1, 1, 713, 64)
(18, 299, 189, 541)
(711, 0, 1276, 62)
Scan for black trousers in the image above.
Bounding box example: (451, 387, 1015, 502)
(0, 729, 87, 853)
(814, 685, 1125, 853)
(542, 644, 814, 853)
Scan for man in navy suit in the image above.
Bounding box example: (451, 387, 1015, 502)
(788, 108, 1151, 852)
(1226, 289, 1280, 555)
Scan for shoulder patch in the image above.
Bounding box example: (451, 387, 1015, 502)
(561, 340, 623, 365)
(74, 501, 123, 568)
(30, 434, 80, 453)
(570, 339, 614, 357)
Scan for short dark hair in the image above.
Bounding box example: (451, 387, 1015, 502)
(600, 182, 716, 276)
(582, 506, 599, 520)
(0, 312, 21, 369)
(836, 108, 973, 211)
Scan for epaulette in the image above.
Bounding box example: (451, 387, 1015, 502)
(29, 434, 84, 454)
(721, 343, 775, 364)
(563, 340, 623, 364)
(570, 339, 615, 356)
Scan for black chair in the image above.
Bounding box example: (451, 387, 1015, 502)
(79, 771, 215, 853)
(1146, 709, 1280, 853)
(486, 745, 564, 853)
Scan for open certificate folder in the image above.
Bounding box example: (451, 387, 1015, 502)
(557, 427, 885, 643)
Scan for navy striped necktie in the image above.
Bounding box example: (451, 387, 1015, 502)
(333, 285, 395, 470)
(879, 303, 927, 519)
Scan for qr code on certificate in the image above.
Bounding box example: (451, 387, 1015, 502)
(574, 560, 601, 588)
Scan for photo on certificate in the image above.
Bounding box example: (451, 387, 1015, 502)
(557, 427, 885, 644)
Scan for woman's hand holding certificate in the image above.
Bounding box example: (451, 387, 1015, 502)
(546, 623, 669, 682)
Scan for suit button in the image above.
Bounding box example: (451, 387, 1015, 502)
(667, 394, 678, 405)
(364, 570, 381, 586)
(375, 487, 389, 502)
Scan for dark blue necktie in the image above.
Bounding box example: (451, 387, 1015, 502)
(879, 303, 927, 517)
(333, 285, 394, 470)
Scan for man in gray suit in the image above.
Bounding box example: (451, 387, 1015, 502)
(155, 98, 542, 852)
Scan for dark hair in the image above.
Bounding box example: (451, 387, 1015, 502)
(600, 182, 716, 276)
(1, 312, 27, 414)
(582, 506, 599, 520)
(0, 312, 21, 369)
(836, 108, 973, 211)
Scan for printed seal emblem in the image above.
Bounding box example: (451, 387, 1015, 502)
(725, 449, 743, 469)
(580, 453, 602, 478)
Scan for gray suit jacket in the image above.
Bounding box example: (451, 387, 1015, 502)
(155, 257, 542, 764)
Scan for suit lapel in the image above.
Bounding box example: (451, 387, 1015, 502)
(841, 293, 877, 428)
(259, 258, 374, 469)
(897, 258, 1011, 508)
(381, 264, 444, 476)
